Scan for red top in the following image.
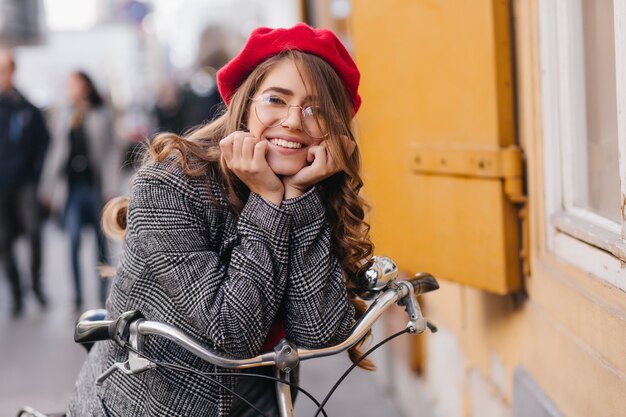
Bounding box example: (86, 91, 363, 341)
(260, 318, 286, 351)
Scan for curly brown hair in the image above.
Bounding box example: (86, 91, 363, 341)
(103, 50, 375, 369)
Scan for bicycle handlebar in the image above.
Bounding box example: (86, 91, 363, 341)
(74, 257, 439, 384)
(75, 310, 144, 346)
(134, 283, 406, 368)
(410, 272, 439, 295)
(74, 318, 116, 344)
(136, 320, 279, 369)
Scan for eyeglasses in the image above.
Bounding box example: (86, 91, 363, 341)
(250, 93, 329, 139)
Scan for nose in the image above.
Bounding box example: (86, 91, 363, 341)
(280, 106, 303, 132)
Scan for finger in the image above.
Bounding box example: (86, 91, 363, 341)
(313, 142, 337, 176)
(219, 136, 234, 163)
(242, 136, 258, 163)
(232, 134, 244, 162)
(326, 149, 338, 172)
(307, 145, 320, 164)
(253, 140, 269, 165)
(323, 147, 339, 173)
(310, 145, 327, 168)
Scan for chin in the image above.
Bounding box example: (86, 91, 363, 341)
(267, 154, 306, 176)
(269, 163, 303, 177)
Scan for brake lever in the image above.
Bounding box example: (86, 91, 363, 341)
(96, 361, 133, 385)
(396, 281, 429, 334)
(95, 320, 156, 385)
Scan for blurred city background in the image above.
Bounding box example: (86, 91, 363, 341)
(2, 1, 626, 417)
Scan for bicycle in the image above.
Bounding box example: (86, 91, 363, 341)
(17, 256, 439, 417)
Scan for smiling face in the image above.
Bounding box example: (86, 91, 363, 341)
(246, 58, 324, 176)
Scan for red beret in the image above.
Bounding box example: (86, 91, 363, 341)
(217, 23, 361, 114)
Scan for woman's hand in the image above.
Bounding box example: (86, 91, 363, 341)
(283, 142, 340, 199)
(220, 132, 284, 206)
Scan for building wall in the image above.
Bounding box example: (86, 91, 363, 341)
(348, 0, 626, 416)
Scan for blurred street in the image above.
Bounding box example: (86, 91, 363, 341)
(0, 222, 110, 415)
(0, 222, 407, 417)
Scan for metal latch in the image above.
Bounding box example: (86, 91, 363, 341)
(413, 145, 525, 203)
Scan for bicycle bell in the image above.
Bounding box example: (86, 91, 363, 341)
(356, 256, 399, 299)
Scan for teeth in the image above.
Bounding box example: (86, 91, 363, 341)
(269, 138, 303, 149)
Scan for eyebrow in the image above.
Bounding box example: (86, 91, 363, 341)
(262, 87, 315, 101)
(262, 86, 293, 96)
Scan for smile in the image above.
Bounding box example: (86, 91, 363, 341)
(268, 138, 304, 149)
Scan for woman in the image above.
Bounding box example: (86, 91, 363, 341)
(42, 71, 119, 308)
(68, 23, 374, 416)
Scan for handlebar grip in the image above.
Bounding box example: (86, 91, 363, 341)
(410, 273, 440, 295)
(74, 310, 145, 347)
(74, 319, 116, 344)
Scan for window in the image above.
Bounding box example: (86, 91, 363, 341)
(539, 0, 626, 291)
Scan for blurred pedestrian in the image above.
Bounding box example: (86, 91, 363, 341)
(153, 79, 185, 134)
(41, 71, 120, 309)
(0, 49, 51, 317)
(153, 48, 229, 137)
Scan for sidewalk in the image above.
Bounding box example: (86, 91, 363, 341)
(295, 347, 401, 416)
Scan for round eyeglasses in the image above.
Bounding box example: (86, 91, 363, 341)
(250, 93, 329, 139)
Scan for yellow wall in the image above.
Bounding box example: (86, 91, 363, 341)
(515, 2, 626, 414)
(352, 0, 522, 295)
(422, 255, 626, 416)
(349, 0, 626, 416)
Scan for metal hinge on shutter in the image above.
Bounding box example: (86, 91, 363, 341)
(412, 145, 530, 277)
(412, 145, 526, 203)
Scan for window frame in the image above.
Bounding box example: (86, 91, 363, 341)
(539, 0, 626, 292)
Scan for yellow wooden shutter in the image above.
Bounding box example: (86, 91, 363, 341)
(351, 0, 524, 294)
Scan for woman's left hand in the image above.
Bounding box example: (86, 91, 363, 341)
(283, 143, 339, 199)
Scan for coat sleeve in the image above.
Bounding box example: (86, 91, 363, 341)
(281, 187, 355, 348)
(127, 163, 291, 358)
(28, 106, 50, 183)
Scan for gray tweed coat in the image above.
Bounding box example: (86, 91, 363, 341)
(67, 159, 355, 416)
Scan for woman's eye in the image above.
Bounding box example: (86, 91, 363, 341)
(263, 94, 286, 105)
(303, 106, 321, 117)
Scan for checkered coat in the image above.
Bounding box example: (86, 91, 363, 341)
(67, 159, 355, 416)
